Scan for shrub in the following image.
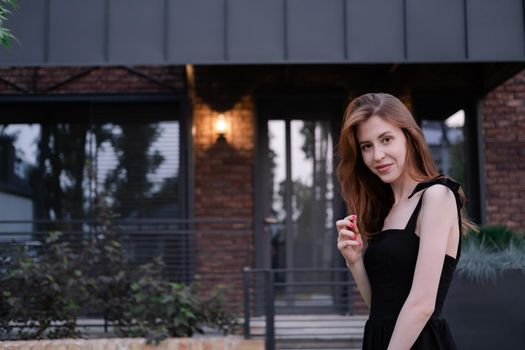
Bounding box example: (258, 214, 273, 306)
(0, 207, 237, 342)
(0, 232, 88, 339)
(194, 281, 239, 336)
(115, 258, 202, 344)
(457, 225, 525, 285)
(466, 224, 523, 251)
(0, 187, 238, 341)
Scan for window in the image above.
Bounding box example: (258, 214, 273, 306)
(414, 94, 481, 224)
(421, 109, 465, 184)
(0, 101, 185, 221)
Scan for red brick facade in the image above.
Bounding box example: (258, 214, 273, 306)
(482, 69, 525, 232)
(0, 66, 185, 94)
(193, 94, 254, 220)
(192, 94, 255, 305)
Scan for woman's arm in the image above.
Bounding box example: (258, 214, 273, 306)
(336, 215, 371, 308)
(387, 185, 457, 350)
(347, 257, 371, 308)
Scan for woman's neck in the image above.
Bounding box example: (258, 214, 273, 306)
(390, 176, 419, 205)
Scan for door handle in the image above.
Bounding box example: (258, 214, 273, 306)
(264, 216, 278, 224)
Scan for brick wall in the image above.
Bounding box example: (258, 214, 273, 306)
(0, 66, 185, 94)
(192, 92, 255, 307)
(0, 337, 263, 350)
(482, 69, 525, 232)
(193, 94, 254, 220)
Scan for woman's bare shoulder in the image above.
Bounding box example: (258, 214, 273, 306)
(422, 183, 456, 199)
(420, 184, 457, 221)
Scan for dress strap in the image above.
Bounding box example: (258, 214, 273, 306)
(408, 174, 463, 210)
(405, 174, 464, 260)
(404, 195, 424, 234)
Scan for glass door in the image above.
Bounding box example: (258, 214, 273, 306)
(264, 117, 336, 312)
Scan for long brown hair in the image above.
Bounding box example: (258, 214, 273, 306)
(335, 93, 478, 242)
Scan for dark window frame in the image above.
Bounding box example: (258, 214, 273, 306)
(0, 94, 193, 221)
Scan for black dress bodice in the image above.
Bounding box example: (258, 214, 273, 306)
(361, 175, 463, 349)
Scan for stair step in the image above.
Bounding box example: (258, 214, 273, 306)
(249, 314, 367, 339)
(249, 313, 367, 348)
(276, 338, 363, 349)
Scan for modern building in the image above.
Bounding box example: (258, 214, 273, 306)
(1, 0, 524, 347)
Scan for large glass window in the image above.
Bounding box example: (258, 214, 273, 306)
(0, 102, 184, 221)
(0, 100, 188, 279)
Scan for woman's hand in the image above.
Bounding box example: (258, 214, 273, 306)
(336, 214, 364, 266)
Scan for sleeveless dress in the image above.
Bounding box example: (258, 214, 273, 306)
(362, 175, 463, 350)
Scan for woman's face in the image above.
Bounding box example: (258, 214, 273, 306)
(356, 115, 409, 183)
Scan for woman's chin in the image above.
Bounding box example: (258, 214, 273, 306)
(376, 168, 399, 182)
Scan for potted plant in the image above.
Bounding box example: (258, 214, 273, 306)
(443, 225, 525, 350)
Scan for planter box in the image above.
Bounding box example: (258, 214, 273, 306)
(0, 336, 264, 350)
(442, 268, 525, 350)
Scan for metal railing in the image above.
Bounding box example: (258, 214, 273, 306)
(242, 268, 367, 350)
(0, 218, 251, 332)
(1, 219, 369, 349)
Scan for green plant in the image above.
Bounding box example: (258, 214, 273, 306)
(82, 194, 133, 326)
(0, 0, 17, 48)
(116, 258, 203, 344)
(194, 282, 239, 336)
(0, 192, 136, 339)
(0, 193, 238, 341)
(465, 224, 523, 251)
(0, 231, 239, 341)
(0, 232, 89, 339)
(457, 225, 525, 285)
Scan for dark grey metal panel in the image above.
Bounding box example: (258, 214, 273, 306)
(168, 0, 225, 63)
(1, 0, 525, 66)
(347, 0, 405, 62)
(109, 0, 165, 63)
(228, 0, 284, 62)
(0, 0, 47, 65)
(287, 0, 345, 61)
(467, 0, 525, 60)
(49, 0, 106, 63)
(406, 0, 466, 61)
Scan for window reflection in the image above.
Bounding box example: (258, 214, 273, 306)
(421, 110, 465, 184)
(268, 120, 286, 271)
(291, 120, 333, 271)
(266, 118, 335, 307)
(0, 120, 181, 221)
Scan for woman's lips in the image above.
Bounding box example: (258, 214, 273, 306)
(375, 164, 392, 172)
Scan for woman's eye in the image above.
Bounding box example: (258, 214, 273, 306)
(383, 137, 391, 143)
(361, 144, 371, 151)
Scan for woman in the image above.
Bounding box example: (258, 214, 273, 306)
(335, 93, 478, 349)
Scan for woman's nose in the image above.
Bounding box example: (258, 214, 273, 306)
(374, 147, 385, 161)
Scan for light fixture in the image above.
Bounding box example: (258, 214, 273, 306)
(215, 113, 228, 142)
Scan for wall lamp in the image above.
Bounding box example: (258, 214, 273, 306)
(214, 113, 229, 142)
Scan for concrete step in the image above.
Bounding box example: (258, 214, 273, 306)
(249, 314, 367, 338)
(276, 337, 363, 349)
(251, 314, 366, 350)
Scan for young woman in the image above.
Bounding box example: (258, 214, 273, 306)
(335, 93, 478, 349)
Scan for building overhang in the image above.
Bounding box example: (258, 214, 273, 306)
(1, 0, 525, 67)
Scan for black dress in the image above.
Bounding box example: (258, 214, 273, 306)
(362, 175, 462, 349)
